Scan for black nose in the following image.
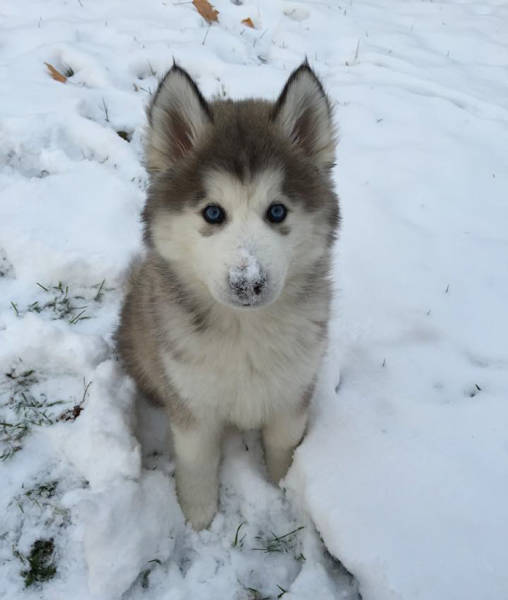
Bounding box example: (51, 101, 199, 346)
(229, 274, 266, 301)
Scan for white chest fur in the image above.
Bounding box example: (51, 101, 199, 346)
(161, 302, 325, 429)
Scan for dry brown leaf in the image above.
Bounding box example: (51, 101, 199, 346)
(45, 62, 67, 83)
(192, 0, 219, 24)
(241, 17, 255, 29)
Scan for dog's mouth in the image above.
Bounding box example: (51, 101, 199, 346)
(230, 296, 267, 309)
(211, 286, 277, 310)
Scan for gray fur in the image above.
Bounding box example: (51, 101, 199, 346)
(116, 63, 339, 529)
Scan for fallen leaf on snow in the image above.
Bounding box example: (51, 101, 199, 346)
(192, 0, 219, 24)
(44, 63, 67, 83)
(241, 17, 255, 29)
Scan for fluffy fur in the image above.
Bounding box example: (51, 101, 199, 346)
(116, 63, 339, 530)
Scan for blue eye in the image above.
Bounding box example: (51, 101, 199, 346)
(203, 204, 226, 224)
(266, 203, 288, 223)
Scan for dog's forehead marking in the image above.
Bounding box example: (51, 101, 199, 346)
(204, 168, 284, 207)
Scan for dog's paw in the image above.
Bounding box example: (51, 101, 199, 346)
(265, 448, 293, 484)
(181, 497, 218, 531)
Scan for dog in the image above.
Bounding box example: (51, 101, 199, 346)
(116, 62, 339, 530)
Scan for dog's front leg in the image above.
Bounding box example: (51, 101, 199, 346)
(171, 420, 222, 530)
(262, 409, 308, 483)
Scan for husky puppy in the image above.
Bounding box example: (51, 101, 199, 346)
(116, 62, 339, 530)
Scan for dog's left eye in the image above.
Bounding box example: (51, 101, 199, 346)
(202, 204, 226, 224)
(266, 203, 288, 223)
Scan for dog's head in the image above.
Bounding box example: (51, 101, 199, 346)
(143, 63, 339, 309)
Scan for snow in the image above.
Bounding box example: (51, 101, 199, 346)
(229, 247, 264, 303)
(1, 0, 507, 599)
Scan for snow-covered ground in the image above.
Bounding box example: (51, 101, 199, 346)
(1, 0, 507, 599)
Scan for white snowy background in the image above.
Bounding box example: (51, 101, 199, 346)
(1, 0, 507, 599)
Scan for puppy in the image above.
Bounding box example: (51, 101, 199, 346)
(116, 63, 339, 529)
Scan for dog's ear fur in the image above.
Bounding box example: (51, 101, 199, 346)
(145, 65, 213, 173)
(272, 63, 335, 169)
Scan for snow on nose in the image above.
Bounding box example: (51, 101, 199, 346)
(228, 248, 267, 304)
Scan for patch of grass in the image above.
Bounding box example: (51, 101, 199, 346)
(5, 367, 37, 385)
(20, 538, 57, 587)
(116, 130, 132, 142)
(11, 280, 112, 325)
(14, 480, 69, 523)
(252, 526, 304, 554)
(468, 383, 483, 398)
(0, 422, 28, 460)
(137, 558, 162, 590)
(1, 368, 45, 460)
(147, 61, 157, 77)
(0, 367, 87, 460)
(57, 379, 92, 422)
(140, 569, 150, 589)
(9, 477, 71, 582)
(25, 480, 58, 501)
(0, 389, 63, 461)
(245, 586, 288, 600)
(69, 308, 88, 325)
(101, 97, 110, 122)
(247, 588, 270, 600)
(233, 521, 246, 548)
(92, 279, 107, 302)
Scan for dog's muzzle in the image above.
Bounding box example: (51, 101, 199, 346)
(228, 266, 268, 306)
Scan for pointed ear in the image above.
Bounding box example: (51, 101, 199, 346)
(145, 65, 213, 172)
(272, 63, 336, 169)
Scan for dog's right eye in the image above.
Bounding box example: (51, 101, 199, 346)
(202, 204, 226, 225)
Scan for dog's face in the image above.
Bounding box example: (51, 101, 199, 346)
(143, 64, 339, 309)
